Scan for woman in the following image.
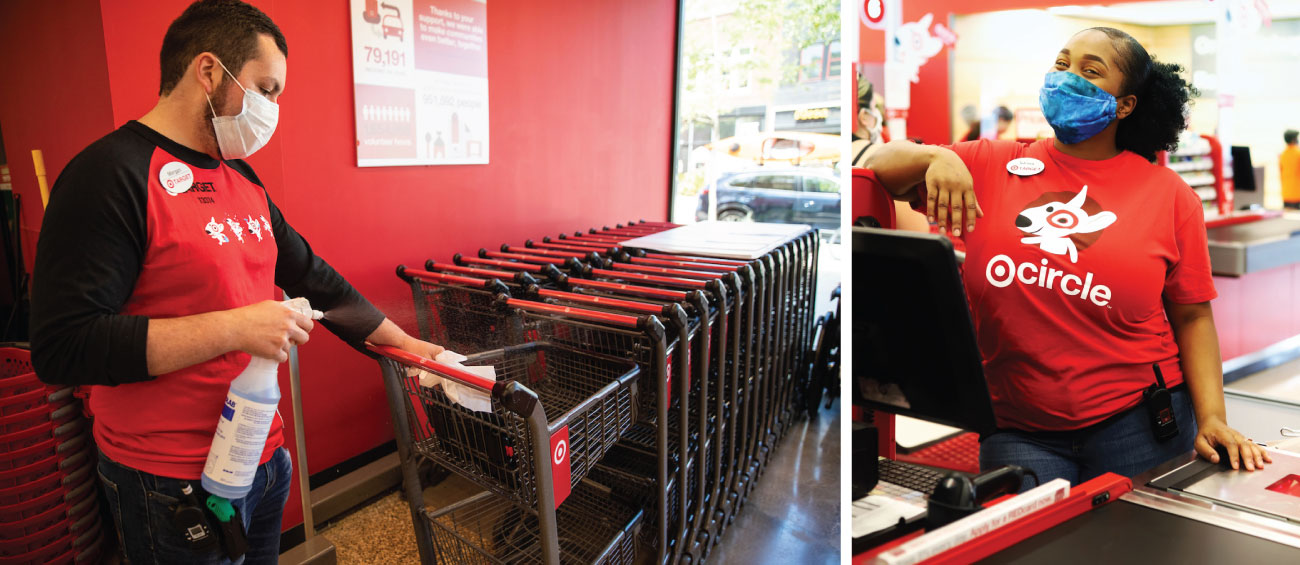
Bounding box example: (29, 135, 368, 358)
(866, 27, 1269, 489)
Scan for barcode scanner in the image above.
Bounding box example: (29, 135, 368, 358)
(926, 465, 1027, 528)
(1145, 363, 1179, 443)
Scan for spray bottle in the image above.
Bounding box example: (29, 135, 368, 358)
(201, 297, 323, 500)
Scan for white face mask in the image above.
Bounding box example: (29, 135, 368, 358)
(206, 58, 279, 160)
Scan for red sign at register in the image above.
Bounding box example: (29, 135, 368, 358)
(1265, 474, 1300, 498)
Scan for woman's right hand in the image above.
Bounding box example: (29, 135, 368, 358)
(924, 150, 982, 237)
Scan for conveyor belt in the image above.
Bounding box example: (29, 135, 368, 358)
(1206, 217, 1300, 276)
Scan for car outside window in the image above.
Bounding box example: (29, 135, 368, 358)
(748, 175, 798, 191)
(804, 177, 840, 193)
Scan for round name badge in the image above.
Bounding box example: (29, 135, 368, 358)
(159, 161, 194, 195)
(1007, 158, 1045, 176)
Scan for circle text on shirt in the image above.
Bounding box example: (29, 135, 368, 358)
(1007, 158, 1045, 176)
(985, 254, 1111, 307)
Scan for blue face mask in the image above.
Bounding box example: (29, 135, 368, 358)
(1038, 71, 1118, 144)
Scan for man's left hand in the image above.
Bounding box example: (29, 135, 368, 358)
(397, 335, 445, 361)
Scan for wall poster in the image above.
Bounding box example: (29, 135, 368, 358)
(350, 0, 488, 166)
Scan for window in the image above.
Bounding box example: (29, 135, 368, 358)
(748, 175, 799, 191)
(805, 176, 840, 193)
(799, 44, 825, 82)
(827, 41, 841, 77)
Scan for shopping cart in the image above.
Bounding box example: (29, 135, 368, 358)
(403, 263, 700, 563)
(371, 295, 667, 564)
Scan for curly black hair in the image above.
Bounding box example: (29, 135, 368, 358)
(1086, 27, 1197, 162)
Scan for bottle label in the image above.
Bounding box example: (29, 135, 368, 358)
(202, 391, 278, 489)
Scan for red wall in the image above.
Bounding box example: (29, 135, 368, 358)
(4, 0, 676, 533)
(0, 0, 117, 273)
(858, 0, 1147, 144)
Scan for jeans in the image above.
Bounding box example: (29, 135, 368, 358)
(980, 388, 1197, 492)
(97, 447, 293, 565)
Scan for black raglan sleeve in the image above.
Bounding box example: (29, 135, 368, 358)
(30, 134, 152, 386)
(254, 186, 385, 352)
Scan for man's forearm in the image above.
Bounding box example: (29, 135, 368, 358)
(1168, 301, 1227, 423)
(366, 317, 413, 348)
(146, 311, 238, 376)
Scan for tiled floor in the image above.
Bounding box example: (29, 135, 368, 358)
(318, 402, 842, 564)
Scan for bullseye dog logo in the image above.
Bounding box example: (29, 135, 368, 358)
(984, 186, 1117, 307)
(1014, 185, 1116, 263)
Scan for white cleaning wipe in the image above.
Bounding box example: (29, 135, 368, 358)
(407, 350, 498, 413)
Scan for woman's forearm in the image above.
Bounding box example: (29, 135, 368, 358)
(863, 140, 942, 197)
(1167, 301, 1226, 423)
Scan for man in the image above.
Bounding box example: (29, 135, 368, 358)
(1281, 129, 1300, 210)
(30, 1, 443, 562)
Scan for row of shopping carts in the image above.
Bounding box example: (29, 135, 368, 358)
(369, 221, 826, 564)
(0, 347, 104, 565)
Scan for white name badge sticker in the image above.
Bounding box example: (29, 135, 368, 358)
(159, 161, 194, 195)
(1007, 158, 1045, 176)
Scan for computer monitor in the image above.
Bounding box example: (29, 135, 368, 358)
(852, 227, 997, 437)
(1231, 146, 1256, 191)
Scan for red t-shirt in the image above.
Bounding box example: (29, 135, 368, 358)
(949, 139, 1216, 431)
(90, 148, 284, 479)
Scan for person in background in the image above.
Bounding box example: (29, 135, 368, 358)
(868, 27, 1268, 491)
(854, 78, 928, 232)
(852, 79, 885, 166)
(1280, 129, 1300, 210)
(30, 1, 443, 562)
(964, 106, 1014, 141)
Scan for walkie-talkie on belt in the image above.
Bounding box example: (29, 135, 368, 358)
(173, 482, 217, 551)
(1145, 362, 1179, 442)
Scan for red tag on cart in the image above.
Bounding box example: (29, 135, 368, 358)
(665, 356, 673, 405)
(550, 426, 572, 508)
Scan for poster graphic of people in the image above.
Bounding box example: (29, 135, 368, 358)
(350, 0, 488, 166)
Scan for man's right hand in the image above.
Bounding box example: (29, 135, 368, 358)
(227, 300, 314, 362)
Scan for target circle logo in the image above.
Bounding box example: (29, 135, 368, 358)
(861, 0, 886, 29)
(553, 439, 568, 464)
(1048, 209, 1079, 229)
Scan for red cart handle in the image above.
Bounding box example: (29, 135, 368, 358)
(503, 298, 642, 328)
(398, 266, 496, 288)
(367, 344, 500, 392)
(590, 268, 708, 289)
(534, 288, 663, 315)
(481, 250, 568, 265)
(500, 244, 587, 259)
(425, 260, 534, 285)
(567, 278, 688, 301)
(641, 252, 748, 265)
(454, 254, 543, 272)
(626, 256, 740, 272)
(610, 262, 723, 280)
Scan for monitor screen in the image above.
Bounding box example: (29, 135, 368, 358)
(852, 227, 997, 436)
(1231, 146, 1256, 191)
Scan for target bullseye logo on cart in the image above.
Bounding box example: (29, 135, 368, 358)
(160, 161, 194, 195)
(553, 439, 567, 465)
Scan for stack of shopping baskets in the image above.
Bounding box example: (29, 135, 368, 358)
(372, 220, 821, 564)
(0, 346, 104, 565)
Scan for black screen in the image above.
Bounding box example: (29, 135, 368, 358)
(1231, 146, 1256, 191)
(852, 227, 997, 436)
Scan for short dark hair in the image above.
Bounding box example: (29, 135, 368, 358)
(1285, 130, 1299, 145)
(1084, 27, 1196, 162)
(995, 106, 1013, 122)
(158, 0, 287, 96)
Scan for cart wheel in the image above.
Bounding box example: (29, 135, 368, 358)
(419, 458, 452, 488)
